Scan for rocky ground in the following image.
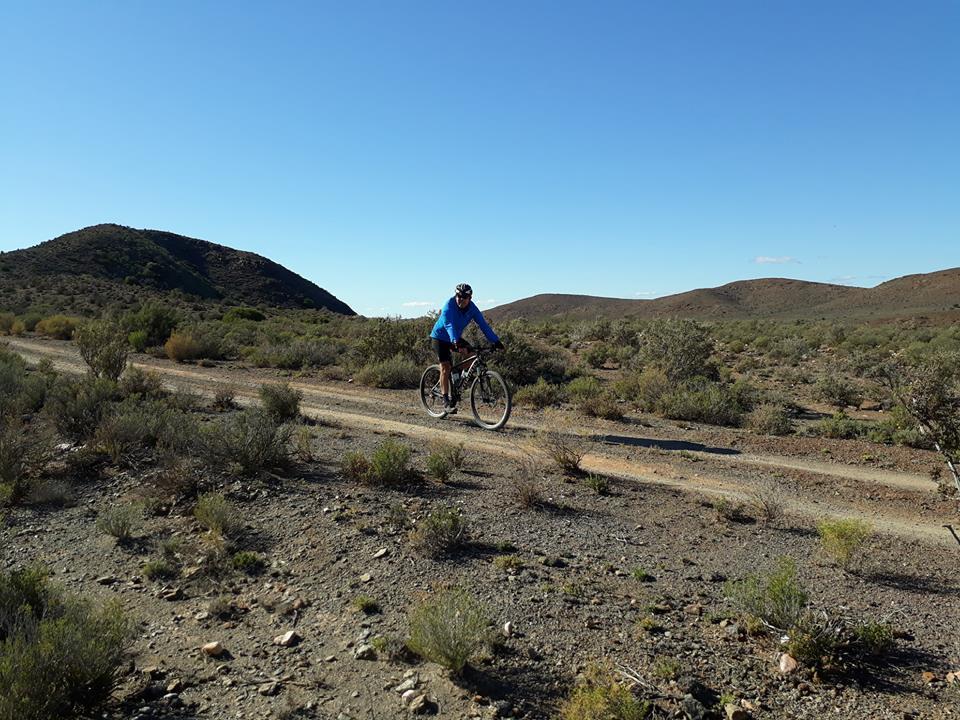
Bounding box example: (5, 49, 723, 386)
(3, 337, 960, 719)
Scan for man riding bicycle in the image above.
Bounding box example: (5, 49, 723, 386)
(430, 283, 504, 414)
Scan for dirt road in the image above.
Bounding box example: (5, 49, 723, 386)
(7, 336, 957, 545)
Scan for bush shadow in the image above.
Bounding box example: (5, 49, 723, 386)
(592, 433, 740, 456)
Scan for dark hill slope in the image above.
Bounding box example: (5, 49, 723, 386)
(488, 271, 960, 322)
(0, 224, 354, 315)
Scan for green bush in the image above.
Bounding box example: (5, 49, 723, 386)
(231, 551, 266, 574)
(127, 330, 149, 352)
(0, 421, 52, 506)
(142, 558, 177, 581)
(122, 303, 179, 347)
(355, 354, 420, 389)
(614, 367, 670, 411)
(425, 452, 454, 482)
(725, 557, 808, 632)
(410, 505, 469, 557)
(259, 382, 302, 421)
(559, 666, 651, 720)
(514, 377, 566, 409)
(194, 492, 242, 538)
(584, 473, 610, 495)
(578, 391, 623, 420)
(817, 518, 872, 569)
(34, 315, 80, 340)
(811, 412, 867, 439)
(658, 380, 746, 426)
(94, 398, 194, 463)
(75, 320, 129, 381)
(566, 375, 603, 400)
(223, 307, 266, 322)
(814, 373, 862, 408)
(45, 376, 118, 441)
(635, 318, 716, 382)
(747, 403, 794, 435)
(367, 438, 413, 485)
(785, 611, 843, 667)
(866, 405, 932, 448)
(854, 620, 895, 656)
(0, 313, 14, 335)
(407, 586, 488, 676)
(164, 332, 203, 362)
(427, 439, 466, 470)
(118, 366, 166, 399)
(0, 567, 130, 720)
(341, 451, 372, 482)
(249, 339, 339, 370)
(204, 408, 292, 476)
(95, 504, 141, 542)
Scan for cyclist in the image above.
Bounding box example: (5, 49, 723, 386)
(430, 283, 504, 414)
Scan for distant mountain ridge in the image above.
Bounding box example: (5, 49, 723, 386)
(487, 269, 960, 322)
(0, 224, 354, 315)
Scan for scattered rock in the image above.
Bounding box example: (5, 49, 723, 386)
(96, 575, 117, 585)
(159, 586, 184, 601)
(725, 703, 749, 720)
(401, 689, 418, 703)
(921, 671, 937, 684)
(166, 679, 183, 693)
(258, 680, 280, 696)
(395, 677, 418, 693)
(201, 641, 224, 657)
(373, 548, 388, 559)
(194, 611, 210, 621)
(409, 694, 437, 714)
(273, 630, 301, 647)
(359, 573, 372, 583)
(354, 643, 376, 660)
(502, 621, 514, 638)
(779, 653, 798, 674)
(681, 694, 708, 720)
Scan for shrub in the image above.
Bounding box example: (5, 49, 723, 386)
(747, 403, 794, 435)
(118, 366, 165, 399)
(34, 315, 79, 340)
(353, 595, 381, 614)
(127, 330, 149, 352)
(368, 439, 413, 485)
(811, 412, 866, 439)
(578, 391, 623, 420)
(785, 611, 843, 667)
(866, 404, 932, 448)
(635, 318, 715, 382)
(204, 408, 292, 476)
(615, 367, 670, 411)
(355, 354, 420, 389)
(341, 451, 372, 482)
(94, 398, 194, 462)
(559, 665, 651, 720)
(231, 551, 266, 574)
(95, 504, 141, 542)
(407, 586, 489, 676)
(194, 492, 242, 538)
(223, 307, 266, 322)
(814, 373, 862, 408)
(410, 505, 468, 557)
(428, 439, 466, 470)
(513, 456, 544, 508)
(122, 303, 179, 347)
(566, 375, 603, 400)
(142, 559, 177, 581)
(249, 339, 339, 370)
(164, 332, 203, 362)
(425, 452, 454, 482)
(212, 385, 237, 410)
(0, 313, 14, 335)
(75, 320, 129, 381)
(0, 421, 51, 506)
(259, 382, 302, 421)
(725, 557, 808, 632)
(658, 380, 745, 427)
(817, 518, 872, 569)
(45, 376, 118, 441)
(538, 421, 586, 474)
(584, 473, 610, 495)
(514, 377, 566, 409)
(854, 620, 895, 656)
(0, 567, 130, 720)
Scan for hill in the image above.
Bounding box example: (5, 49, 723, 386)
(488, 270, 960, 323)
(0, 224, 354, 315)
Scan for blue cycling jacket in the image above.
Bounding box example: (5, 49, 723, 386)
(430, 297, 500, 345)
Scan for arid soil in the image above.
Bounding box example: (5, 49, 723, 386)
(4, 337, 960, 720)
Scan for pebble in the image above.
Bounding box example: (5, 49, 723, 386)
(258, 680, 280, 696)
(201, 641, 225, 657)
(779, 653, 799, 674)
(273, 630, 301, 647)
(354, 643, 376, 660)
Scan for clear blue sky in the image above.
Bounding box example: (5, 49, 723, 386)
(1, 1, 957, 317)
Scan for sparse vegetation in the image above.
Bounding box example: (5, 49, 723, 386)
(204, 408, 292, 476)
(259, 382, 302, 421)
(367, 438, 413, 485)
(584, 473, 610, 495)
(194, 492, 242, 539)
(95, 504, 140, 542)
(75, 320, 129, 381)
(559, 665, 651, 720)
(726, 557, 808, 632)
(407, 586, 489, 676)
(231, 551, 266, 574)
(410, 505, 468, 557)
(817, 518, 872, 569)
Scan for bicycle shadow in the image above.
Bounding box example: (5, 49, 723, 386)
(591, 434, 740, 456)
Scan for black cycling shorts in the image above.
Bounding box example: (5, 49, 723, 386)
(431, 337, 454, 364)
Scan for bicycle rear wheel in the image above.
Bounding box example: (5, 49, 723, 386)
(419, 365, 448, 418)
(470, 370, 511, 430)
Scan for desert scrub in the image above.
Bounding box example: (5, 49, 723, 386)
(746, 403, 794, 436)
(355, 354, 420, 389)
(410, 505, 468, 557)
(142, 558, 178, 581)
(95, 504, 141, 543)
(341, 450, 372, 482)
(513, 456, 544, 508)
(559, 665, 651, 720)
(211, 384, 237, 410)
(205, 408, 293, 476)
(651, 657, 681, 681)
(259, 382, 302, 421)
(814, 372, 862, 408)
(353, 595, 381, 614)
(537, 418, 586, 474)
(584, 473, 610, 495)
(810, 411, 867, 439)
(514, 377, 566, 409)
(854, 620, 895, 656)
(425, 451, 454, 482)
(75, 320, 129, 381)
(817, 518, 872, 569)
(725, 557, 808, 632)
(367, 438, 413, 485)
(493, 555, 523, 571)
(615, 367, 670, 411)
(231, 551, 266, 574)
(34, 314, 80, 339)
(164, 331, 204, 362)
(407, 586, 489, 676)
(578, 390, 623, 420)
(657, 379, 746, 427)
(45, 376, 119, 441)
(631, 568, 655, 582)
(0, 567, 131, 720)
(428, 439, 466, 470)
(635, 318, 715, 382)
(118, 366, 165, 399)
(194, 492, 242, 539)
(0, 420, 52, 506)
(784, 610, 843, 667)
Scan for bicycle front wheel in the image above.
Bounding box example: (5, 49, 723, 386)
(470, 370, 511, 430)
(419, 365, 448, 418)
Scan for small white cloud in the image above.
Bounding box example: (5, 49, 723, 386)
(633, 291, 658, 298)
(830, 275, 857, 282)
(401, 301, 434, 308)
(754, 256, 799, 264)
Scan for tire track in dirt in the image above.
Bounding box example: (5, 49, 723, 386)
(7, 338, 956, 544)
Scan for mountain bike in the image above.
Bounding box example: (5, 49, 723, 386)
(419, 345, 512, 430)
